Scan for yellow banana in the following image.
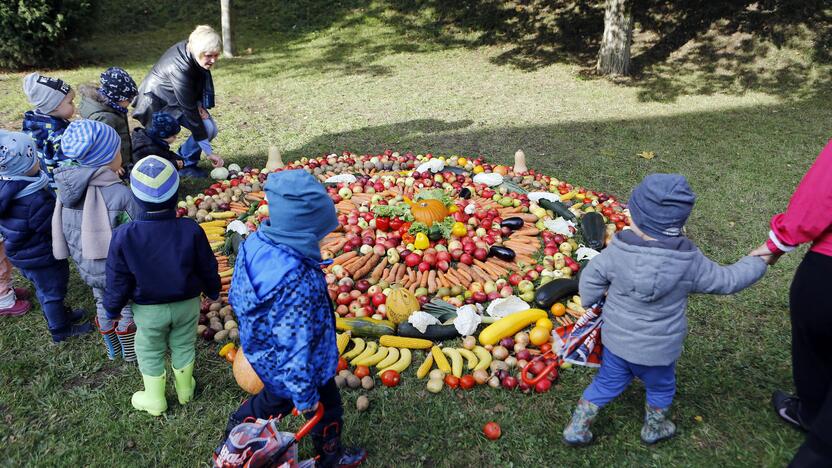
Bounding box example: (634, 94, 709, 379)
(375, 347, 399, 369)
(431, 346, 451, 374)
(342, 338, 366, 360)
(336, 332, 351, 355)
(442, 348, 464, 378)
(349, 341, 377, 366)
(356, 346, 389, 367)
(378, 348, 412, 375)
(416, 351, 434, 379)
(473, 346, 492, 371)
(457, 348, 479, 370)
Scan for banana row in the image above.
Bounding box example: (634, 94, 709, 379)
(338, 334, 413, 376)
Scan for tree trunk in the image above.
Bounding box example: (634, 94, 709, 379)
(220, 0, 235, 58)
(596, 0, 633, 76)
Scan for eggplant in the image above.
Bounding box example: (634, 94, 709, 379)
(581, 212, 606, 250)
(459, 187, 472, 199)
(538, 198, 577, 222)
(489, 245, 516, 261)
(534, 278, 579, 309)
(500, 217, 524, 231)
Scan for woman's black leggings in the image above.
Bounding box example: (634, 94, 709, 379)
(790, 251, 832, 456)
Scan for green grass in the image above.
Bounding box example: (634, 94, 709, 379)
(1, 1, 831, 466)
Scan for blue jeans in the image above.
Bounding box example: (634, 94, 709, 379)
(178, 116, 218, 167)
(18, 260, 73, 333)
(582, 348, 676, 409)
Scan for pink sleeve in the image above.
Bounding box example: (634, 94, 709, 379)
(768, 140, 832, 254)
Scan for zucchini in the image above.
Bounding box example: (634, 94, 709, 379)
(581, 212, 606, 250)
(489, 245, 516, 261)
(500, 217, 524, 230)
(335, 317, 395, 338)
(534, 278, 579, 309)
(396, 322, 460, 341)
(538, 198, 577, 222)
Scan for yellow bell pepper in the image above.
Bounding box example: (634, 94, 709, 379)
(451, 222, 468, 237)
(414, 232, 430, 250)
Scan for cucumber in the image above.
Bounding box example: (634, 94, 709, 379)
(335, 317, 395, 338)
(580, 212, 606, 250)
(538, 198, 577, 222)
(396, 322, 461, 341)
(534, 278, 579, 309)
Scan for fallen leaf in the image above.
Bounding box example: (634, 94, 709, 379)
(694, 415, 704, 423)
(637, 151, 656, 160)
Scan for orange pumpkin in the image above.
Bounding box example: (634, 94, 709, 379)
(405, 197, 449, 226)
(233, 348, 264, 394)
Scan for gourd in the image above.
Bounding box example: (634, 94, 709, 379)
(478, 309, 548, 346)
(233, 349, 264, 394)
(404, 197, 449, 226)
(335, 317, 395, 337)
(265, 146, 284, 171)
(385, 287, 420, 324)
(514, 149, 527, 174)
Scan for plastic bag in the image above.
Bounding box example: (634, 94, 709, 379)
(453, 304, 483, 336)
(575, 245, 600, 262)
(544, 217, 576, 237)
(226, 220, 249, 237)
(324, 174, 357, 184)
(527, 192, 561, 204)
(473, 172, 504, 187)
(485, 296, 531, 318)
(415, 159, 445, 174)
(408, 311, 441, 333)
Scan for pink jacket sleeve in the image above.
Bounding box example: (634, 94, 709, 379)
(766, 140, 832, 254)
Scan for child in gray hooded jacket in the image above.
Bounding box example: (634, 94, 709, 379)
(563, 174, 768, 446)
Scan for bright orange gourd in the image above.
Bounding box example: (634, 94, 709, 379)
(233, 348, 264, 394)
(404, 197, 449, 226)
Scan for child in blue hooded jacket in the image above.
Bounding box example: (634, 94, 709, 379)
(563, 174, 768, 446)
(219, 169, 366, 468)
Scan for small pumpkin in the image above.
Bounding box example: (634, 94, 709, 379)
(404, 197, 449, 226)
(386, 286, 420, 324)
(233, 348, 264, 394)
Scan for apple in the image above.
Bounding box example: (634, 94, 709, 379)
(356, 295, 370, 306)
(436, 260, 450, 272)
(349, 290, 362, 300)
(517, 280, 535, 293)
(473, 248, 488, 261)
(450, 249, 464, 260)
(355, 279, 371, 292)
(436, 251, 451, 263)
(422, 253, 437, 266)
(508, 273, 523, 286)
(336, 304, 349, 316)
(472, 291, 488, 303)
(371, 293, 386, 307)
(336, 292, 353, 305)
(405, 253, 422, 267)
(418, 262, 431, 272)
(459, 253, 474, 265)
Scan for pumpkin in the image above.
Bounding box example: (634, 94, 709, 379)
(386, 286, 420, 324)
(404, 197, 449, 226)
(233, 348, 264, 394)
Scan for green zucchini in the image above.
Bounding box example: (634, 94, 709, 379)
(335, 317, 395, 338)
(581, 212, 606, 250)
(534, 278, 579, 309)
(538, 198, 577, 222)
(396, 322, 460, 341)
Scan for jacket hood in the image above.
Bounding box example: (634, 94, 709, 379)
(78, 85, 114, 114)
(609, 230, 699, 302)
(53, 165, 100, 206)
(0, 180, 27, 215)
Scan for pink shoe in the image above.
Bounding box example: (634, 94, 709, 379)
(13, 288, 32, 300)
(0, 299, 31, 317)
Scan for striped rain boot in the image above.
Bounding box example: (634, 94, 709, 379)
(96, 317, 120, 360)
(117, 322, 137, 363)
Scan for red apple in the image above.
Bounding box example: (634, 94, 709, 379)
(336, 292, 352, 305)
(436, 260, 450, 272)
(460, 253, 474, 265)
(473, 248, 488, 261)
(418, 262, 431, 273)
(371, 293, 386, 307)
(405, 253, 422, 267)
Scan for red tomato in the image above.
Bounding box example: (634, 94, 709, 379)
(337, 357, 348, 372)
(381, 370, 400, 387)
(483, 422, 502, 440)
(354, 366, 370, 379)
(460, 375, 476, 390)
(444, 375, 460, 389)
(539, 343, 552, 354)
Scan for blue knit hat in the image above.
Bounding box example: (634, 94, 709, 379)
(0, 130, 38, 176)
(130, 156, 180, 205)
(62, 120, 120, 166)
(628, 174, 696, 239)
(146, 112, 181, 139)
(99, 67, 137, 103)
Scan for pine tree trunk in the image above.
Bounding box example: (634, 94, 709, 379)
(596, 0, 633, 76)
(220, 0, 235, 58)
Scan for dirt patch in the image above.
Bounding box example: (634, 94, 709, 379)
(62, 366, 121, 390)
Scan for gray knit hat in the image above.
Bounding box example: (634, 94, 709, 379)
(22, 73, 71, 114)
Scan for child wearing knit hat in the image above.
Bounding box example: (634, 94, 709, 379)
(52, 120, 140, 360)
(79, 67, 139, 171)
(0, 130, 92, 341)
(563, 174, 769, 447)
(21, 72, 76, 191)
(104, 156, 220, 415)
(131, 112, 185, 169)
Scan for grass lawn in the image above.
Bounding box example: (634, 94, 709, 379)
(1, 2, 830, 466)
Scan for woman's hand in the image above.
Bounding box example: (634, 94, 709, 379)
(207, 154, 224, 168)
(750, 242, 782, 265)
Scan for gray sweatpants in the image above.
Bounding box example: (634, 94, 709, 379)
(92, 288, 133, 332)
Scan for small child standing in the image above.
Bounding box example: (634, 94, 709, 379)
(0, 130, 92, 340)
(104, 156, 221, 415)
(131, 112, 185, 169)
(52, 120, 140, 360)
(78, 67, 138, 172)
(219, 170, 366, 468)
(563, 174, 768, 446)
(21, 73, 75, 190)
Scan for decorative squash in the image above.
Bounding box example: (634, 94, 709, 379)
(514, 149, 527, 174)
(265, 145, 284, 171)
(404, 197, 449, 226)
(385, 286, 420, 324)
(233, 348, 264, 394)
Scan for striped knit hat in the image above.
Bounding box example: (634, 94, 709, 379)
(62, 120, 120, 166)
(130, 156, 180, 206)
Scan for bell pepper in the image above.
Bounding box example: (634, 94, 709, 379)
(451, 221, 468, 237)
(389, 217, 403, 231)
(402, 232, 416, 245)
(414, 232, 430, 250)
(375, 217, 390, 232)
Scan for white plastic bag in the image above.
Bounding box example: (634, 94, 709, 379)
(473, 172, 504, 187)
(453, 304, 483, 336)
(527, 192, 561, 204)
(544, 217, 576, 237)
(324, 174, 357, 184)
(486, 296, 531, 318)
(408, 311, 441, 333)
(415, 159, 445, 174)
(575, 245, 600, 262)
(226, 220, 250, 237)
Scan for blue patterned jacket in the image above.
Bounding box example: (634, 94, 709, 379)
(229, 231, 338, 411)
(21, 111, 70, 190)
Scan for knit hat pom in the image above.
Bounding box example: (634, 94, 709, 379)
(131, 156, 180, 205)
(147, 112, 181, 139)
(627, 174, 696, 239)
(0, 130, 38, 177)
(62, 120, 120, 167)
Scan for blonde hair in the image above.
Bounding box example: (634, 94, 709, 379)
(188, 25, 222, 58)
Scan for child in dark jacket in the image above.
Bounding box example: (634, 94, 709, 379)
(104, 156, 220, 416)
(563, 174, 768, 446)
(131, 112, 184, 169)
(78, 67, 138, 171)
(21, 73, 75, 190)
(0, 130, 92, 341)
(218, 170, 366, 468)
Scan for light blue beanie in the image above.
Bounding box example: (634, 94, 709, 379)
(61, 120, 120, 167)
(0, 130, 38, 176)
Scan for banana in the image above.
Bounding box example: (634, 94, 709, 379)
(473, 346, 492, 371)
(349, 341, 378, 366)
(431, 346, 451, 374)
(457, 348, 479, 370)
(342, 338, 366, 360)
(378, 348, 412, 375)
(376, 347, 400, 369)
(442, 348, 464, 378)
(336, 332, 351, 355)
(356, 346, 389, 367)
(573, 295, 582, 307)
(416, 351, 434, 379)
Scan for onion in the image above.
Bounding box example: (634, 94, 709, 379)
(499, 337, 515, 349)
(504, 356, 518, 368)
(473, 369, 489, 385)
(514, 332, 530, 346)
(462, 336, 477, 350)
(492, 345, 509, 360)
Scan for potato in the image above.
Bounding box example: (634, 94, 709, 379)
(338, 370, 352, 379)
(346, 375, 361, 389)
(206, 311, 218, 319)
(356, 396, 369, 412)
(224, 320, 238, 330)
(220, 305, 233, 316)
(209, 321, 224, 332)
(426, 379, 443, 393)
(213, 330, 229, 342)
(428, 369, 445, 381)
(228, 329, 240, 341)
(197, 325, 208, 335)
(335, 375, 346, 388)
(360, 376, 374, 390)
(462, 336, 477, 350)
(209, 302, 222, 312)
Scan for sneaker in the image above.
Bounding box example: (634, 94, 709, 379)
(179, 166, 208, 178)
(0, 299, 31, 317)
(13, 288, 31, 300)
(772, 390, 809, 431)
(324, 447, 367, 468)
(52, 321, 94, 343)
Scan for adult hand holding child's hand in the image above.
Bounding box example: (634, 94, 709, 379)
(749, 243, 781, 265)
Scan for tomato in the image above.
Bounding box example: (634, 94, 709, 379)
(535, 379, 552, 393)
(337, 357, 348, 372)
(381, 370, 400, 387)
(354, 365, 370, 379)
(615, 221, 626, 231)
(483, 422, 502, 440)
(375, 217, 390, 232)
(444, 375, 460, 389)
(401, 232, 416, 245)
(459, 375, 476, 390)
(550, 303, 566, 317)
(389, 217, 403, 232)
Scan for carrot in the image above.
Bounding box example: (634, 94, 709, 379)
(400, 273, 411, 288)
(370, 258, 388, 282)
(490, 258, 518, 271)
(395, 264, 407, 283)
(408, 268, 416, 284)
(353, 254, 380, 280)
(332, 251, 358, 265)
(341, 255, 363, 272)
(437, 270, 449, 289)
(471, 265, 491, 283)
(514, 213, 539, 223)
(513, 227, 540, 237)
(475, 259, 504, 278)
(420, 269, 429, 289)
(409, 272, 421, 292)
(221, 277, 232, 285)
(455, 264, 474, 283)
(427, 270, 437, 293)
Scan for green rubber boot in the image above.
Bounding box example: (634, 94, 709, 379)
(132, 373, 167, 416)
(172, 361, 196, 405)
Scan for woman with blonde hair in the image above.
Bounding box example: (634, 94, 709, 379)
(133, 25, 225, 178)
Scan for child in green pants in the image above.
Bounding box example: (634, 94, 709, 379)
(104, 156, 220, 415)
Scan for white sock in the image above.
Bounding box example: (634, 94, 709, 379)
(0, 288, 16, 309)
